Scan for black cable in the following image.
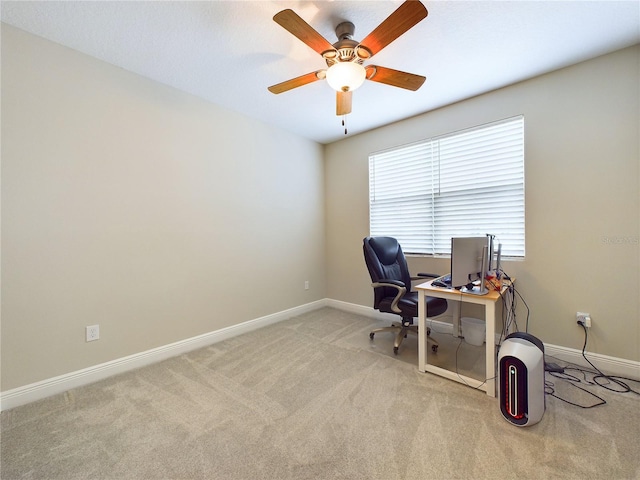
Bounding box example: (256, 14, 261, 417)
(494, 274, 522, 345)
(453, 336, 494, 390)
(545, 352, 640, 392)
(498, 282, 509, 341)
(543, 357, 606, 407)
(576, 322, 640, 395)
(545, 376, 607, 408)
(541, 339, 640, 408)
(495, 273, 525, 327)
(511, 284, 530, 332)
(500, 282, 517, 341)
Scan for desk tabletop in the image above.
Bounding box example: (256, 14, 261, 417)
(415, 278, 514, 303)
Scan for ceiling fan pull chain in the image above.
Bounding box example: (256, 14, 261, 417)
(342, 115, 348, 135)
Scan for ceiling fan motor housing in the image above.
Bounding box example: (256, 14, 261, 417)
(323, 21, 370, 67)
(335, 21, 355, 41)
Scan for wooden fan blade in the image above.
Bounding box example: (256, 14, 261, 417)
(268, 70, 325, 94)
(273, 9, 336, 56)
(365, 65, 426, 91)
(359, 1, 428, 57)
(336, 90, 352, 116)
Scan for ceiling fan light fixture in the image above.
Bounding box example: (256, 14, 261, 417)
(326, 61, 366, 92)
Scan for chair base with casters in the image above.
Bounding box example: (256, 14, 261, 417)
(369, 318, 439, 355)
(363, 236, 448, 355)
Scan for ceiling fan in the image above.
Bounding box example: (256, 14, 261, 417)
(268, 1, 428, 126)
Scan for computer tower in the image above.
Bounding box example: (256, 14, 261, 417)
(498, 332, 545, 426)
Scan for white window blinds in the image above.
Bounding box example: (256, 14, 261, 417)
(369, 115, 525, 257)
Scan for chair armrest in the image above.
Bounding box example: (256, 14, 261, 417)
(371, 279, 406, 314)
(410, 273, 441, 282)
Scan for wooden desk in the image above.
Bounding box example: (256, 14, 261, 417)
(416, 279, 512, 397)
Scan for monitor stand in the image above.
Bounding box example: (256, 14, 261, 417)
(461, 245, 489, 296)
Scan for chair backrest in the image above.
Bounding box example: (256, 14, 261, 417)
(363, 236, 412, 309)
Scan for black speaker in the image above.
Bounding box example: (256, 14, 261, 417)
(498, 332, 545, 426)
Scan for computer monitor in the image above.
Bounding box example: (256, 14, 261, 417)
(451, 236, 490, 294)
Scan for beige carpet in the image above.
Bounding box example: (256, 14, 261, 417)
(2, 307, 639, 479)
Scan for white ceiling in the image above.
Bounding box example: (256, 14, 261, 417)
(2, 1, 639, 144)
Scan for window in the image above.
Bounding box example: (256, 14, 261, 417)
(369, 115, 525, 257)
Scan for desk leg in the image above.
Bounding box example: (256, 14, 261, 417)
(418, 289, 427, 373)
(485, 301, 496, 397)
(452, 301, 462, 337)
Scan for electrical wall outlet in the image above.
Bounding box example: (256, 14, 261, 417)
(86, 325, 100, 342)
(304, 280, 309, 290)
(576, 312, 591, 328)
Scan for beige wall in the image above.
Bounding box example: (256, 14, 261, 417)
(2, 24, 638, 394)
(1, 25, 326, 390)
(325, 45, 640, 362)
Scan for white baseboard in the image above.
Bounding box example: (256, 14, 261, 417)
(326, 299, 640, 381)
(0, 300, 328, 412)
(3, 298, 637, 411)
(543, 344, 640, 380)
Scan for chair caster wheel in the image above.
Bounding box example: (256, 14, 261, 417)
(393, 347, 399, 355)
(432, 345, 438, 353)
(369, 332, 375, 340)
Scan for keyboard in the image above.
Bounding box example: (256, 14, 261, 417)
(432, 274, 452, 288)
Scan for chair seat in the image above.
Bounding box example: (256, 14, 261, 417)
(378, 292, 447, 320)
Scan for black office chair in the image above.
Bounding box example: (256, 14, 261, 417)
(363, 236, 448, 354)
